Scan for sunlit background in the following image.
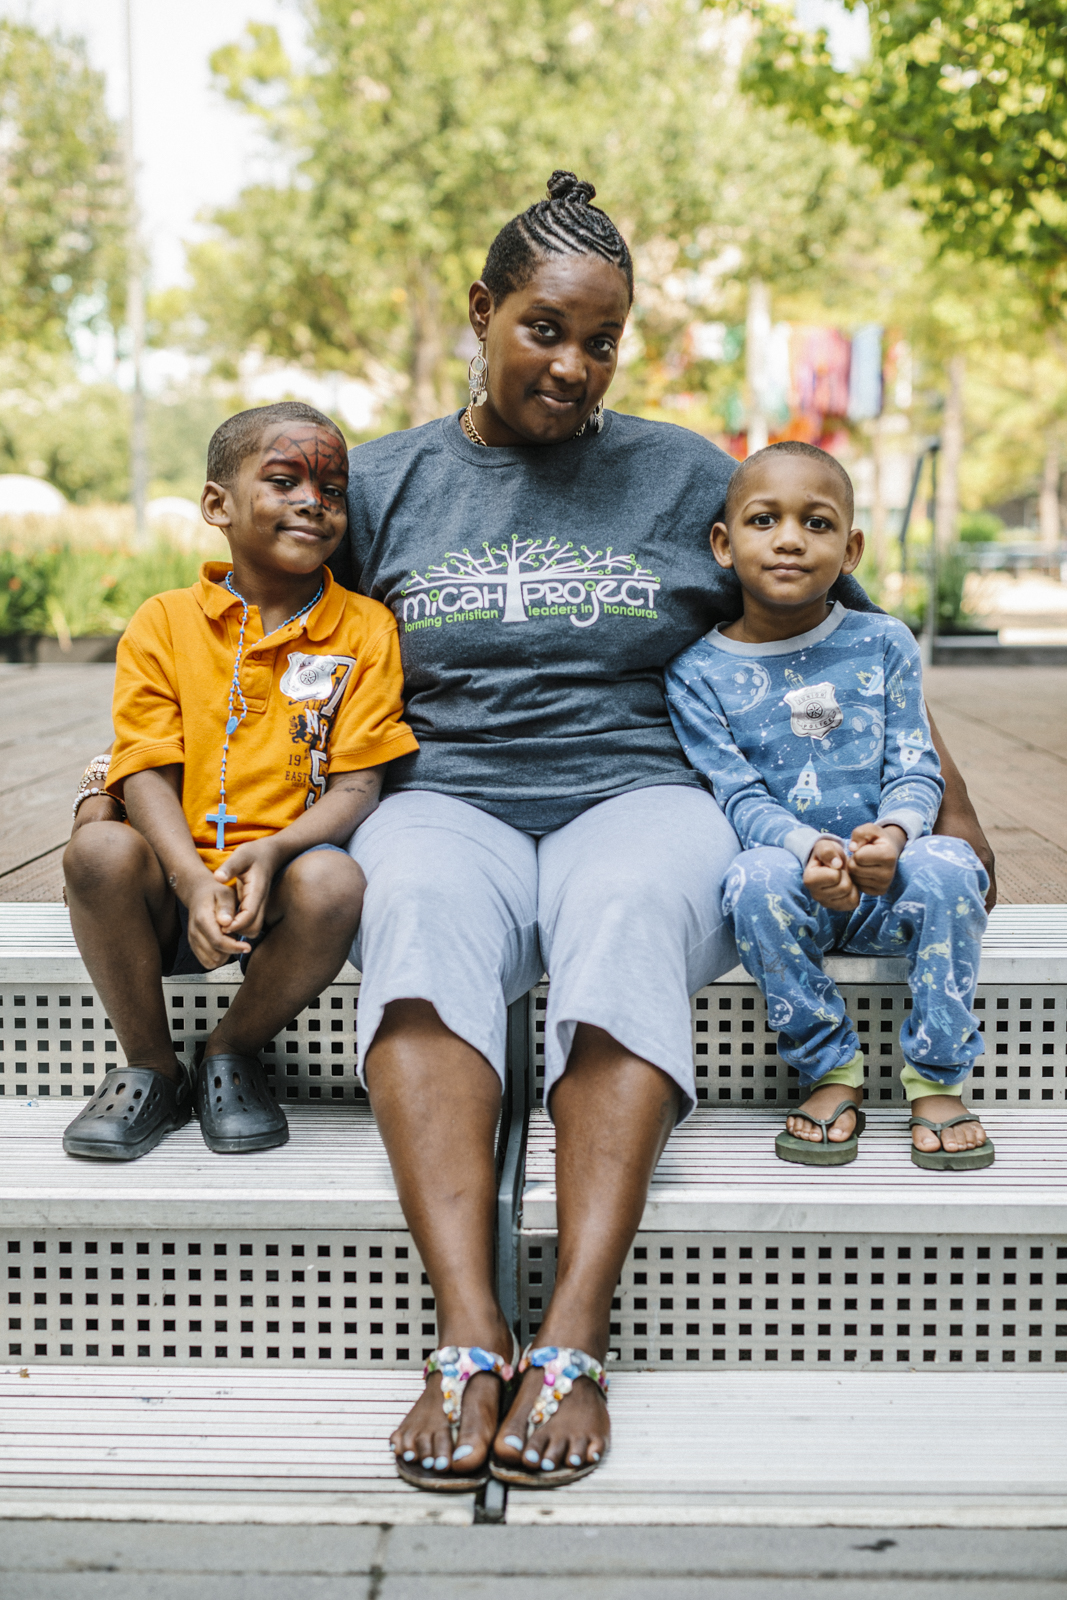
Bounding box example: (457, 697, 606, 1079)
(0, 0, 1064, 645)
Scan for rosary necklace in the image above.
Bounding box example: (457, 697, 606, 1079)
(206, 569, 323, 851)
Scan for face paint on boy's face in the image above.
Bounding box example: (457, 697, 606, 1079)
(237, 424, 349, 569)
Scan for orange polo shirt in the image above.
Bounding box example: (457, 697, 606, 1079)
(107, 562, 418, 872)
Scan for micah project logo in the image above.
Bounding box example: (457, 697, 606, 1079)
(400, 537, 661, 630)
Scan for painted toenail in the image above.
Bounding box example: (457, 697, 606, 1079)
(524, 1447, 540, 1463)
(541, 1458, 556, 1472)
(590, 1451, 601, 1461)
(568, 1454, 582, 1466)
(402, 1451, 415, 1462)
(503, 1435, 524, 1451)
(453, 1445, 474, 1460)
(421, 1457, 435, 1469)
(433, 1455, 449, 1471)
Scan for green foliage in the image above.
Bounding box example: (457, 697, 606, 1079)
(958, 510, 1006, 542)
(0, 21, 126, 351)
(890, 545, 974, 633)
(46, 541, 202, 637)
(0, 353, 235, 503)
(0, 372, 131, 502)
(0, 532, 203, 637)
(936, 544, 973, 628)
(177, 0, 891, 424)
(742, 1, 1067, 312)
(0, 548, 56, 634)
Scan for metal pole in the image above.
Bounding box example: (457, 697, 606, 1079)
(898, 442, 935, 577)
(921, 444, 940, 667)
(123, 0, 149, 548)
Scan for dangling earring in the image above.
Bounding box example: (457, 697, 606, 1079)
(589, 398, 605, 433)
(468, 339, 488, 407)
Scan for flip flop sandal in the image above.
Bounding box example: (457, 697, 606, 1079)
(395, 1338, 520, 1493)
(62, 1066, 193, 1161)
(775, 1100, 866, 1167)
(910, 1111, 995, 1170)
(196, 1052, 289, 1154)
(490, 1344, 609, 1489)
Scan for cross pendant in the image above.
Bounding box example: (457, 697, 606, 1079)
(206, 802, 238, 851)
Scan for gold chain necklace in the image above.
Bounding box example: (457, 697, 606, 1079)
(462, 403, 489, 446)
(462, 401, 595, 447)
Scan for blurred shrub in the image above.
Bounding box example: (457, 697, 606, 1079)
(958, 511, 1005, 544)
(0, 507, 217, 635)
(0, 548, 56, 634)
(889, 545, 975, 634)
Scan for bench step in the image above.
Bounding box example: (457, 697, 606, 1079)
(0, 1367, 1064, 1528)
(0, 1104, 434, 1372)
(2, 904, 1064, 1109)
(518, 1107, 1067, 1371)
(0, 1365, 469, 1523)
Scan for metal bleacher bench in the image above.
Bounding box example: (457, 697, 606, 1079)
(0, 902, 1064, 1526)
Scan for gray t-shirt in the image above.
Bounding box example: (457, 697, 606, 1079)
(332, 409, 874, 833)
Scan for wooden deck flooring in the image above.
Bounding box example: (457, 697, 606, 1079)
(0, 661, 1064, 904)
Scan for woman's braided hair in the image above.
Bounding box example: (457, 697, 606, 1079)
(481, 170, 633, 305)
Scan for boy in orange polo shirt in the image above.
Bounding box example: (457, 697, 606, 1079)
(61, 401, 417, 1160)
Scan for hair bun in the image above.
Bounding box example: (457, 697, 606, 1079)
(546, 169, 596, 205)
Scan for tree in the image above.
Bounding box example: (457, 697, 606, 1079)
(741, 1, 1067, 312)
(0, 21, 125, 353)
(180, 0, 891, 426)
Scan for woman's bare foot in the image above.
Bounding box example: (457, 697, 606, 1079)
(493, 1357, 609, 1476)
(910, 1094, 987, 1154)
(786, 1083, 863, 1143)
(389, 1314, 514, 1477)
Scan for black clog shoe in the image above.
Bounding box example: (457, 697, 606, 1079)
(196, 1052, 289, 1154)
(62, 1066, 193, 1161)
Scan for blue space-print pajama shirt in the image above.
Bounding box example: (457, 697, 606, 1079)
(665, 603, 988, 1088)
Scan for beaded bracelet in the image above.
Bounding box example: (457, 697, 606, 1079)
(72, 755, 126, 822)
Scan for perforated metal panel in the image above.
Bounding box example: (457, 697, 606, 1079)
(1, 1229, 433, 1369)
(519, 1233, 1067, 1371)
(530, 982, 1067, 1109)
(0, 977, 365, 1102)
(689, 982, 1067, 1108)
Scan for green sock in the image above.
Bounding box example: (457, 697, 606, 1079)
(900, 1062, 965, 1103)
(812, 1049, 865, 1091)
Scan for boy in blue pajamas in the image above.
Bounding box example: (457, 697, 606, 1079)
(665, 440, 992, 1169)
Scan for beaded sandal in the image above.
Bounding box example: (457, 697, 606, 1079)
(395, 1338, 519, 1493)
(490, 1344, 609, 1489)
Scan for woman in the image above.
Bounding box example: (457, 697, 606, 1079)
(330, 172, 994, 1491)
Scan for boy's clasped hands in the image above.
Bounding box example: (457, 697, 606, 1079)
(803, 821, 907, 911)
(187, 836, 293, 968)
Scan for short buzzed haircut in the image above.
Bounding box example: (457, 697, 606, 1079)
(206, 402, 346, 487)
(725, 440, 855, 526)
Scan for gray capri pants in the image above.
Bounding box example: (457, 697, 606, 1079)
(348, 784, 740, 1118)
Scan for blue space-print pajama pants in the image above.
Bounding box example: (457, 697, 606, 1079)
(721, 835, 989, 1088)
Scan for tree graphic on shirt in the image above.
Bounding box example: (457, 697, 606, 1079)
(403, 537, 657, 623)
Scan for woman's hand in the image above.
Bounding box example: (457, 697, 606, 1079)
(849, 822, 905, 897)
(927, 712, 997, 910)
(803, 836, 859, 912)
